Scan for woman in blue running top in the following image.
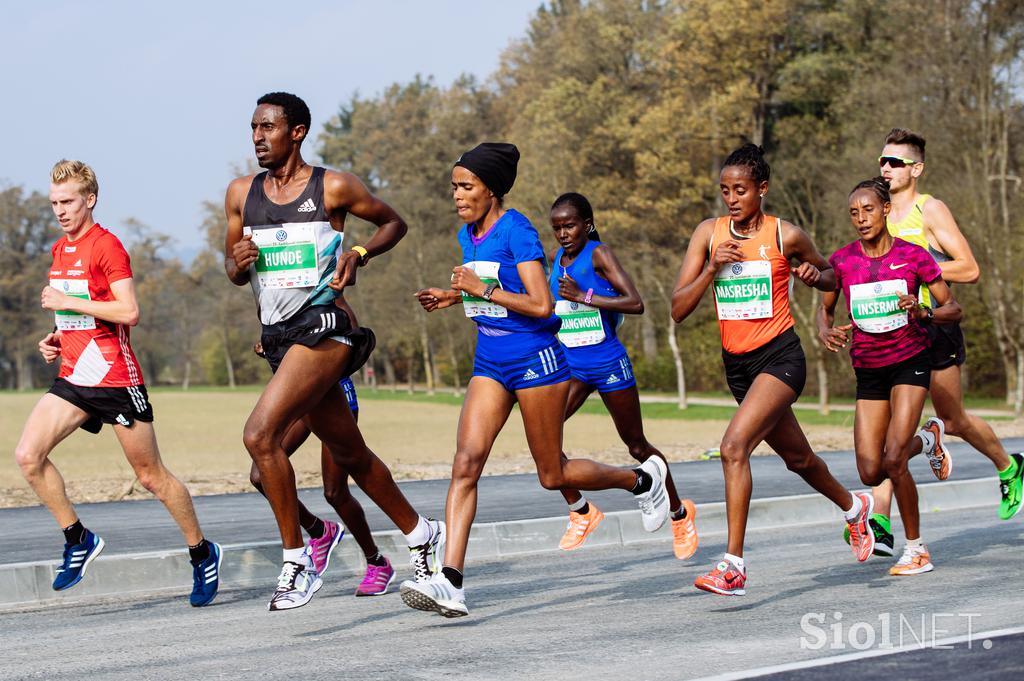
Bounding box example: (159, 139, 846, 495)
(547, 193, 698, 560)
(402, 143, 670, 618)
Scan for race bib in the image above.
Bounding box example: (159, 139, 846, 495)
(555, 300, 605, 348)
(50, 279, 95, 331)
(247, 224, 319, 289)
(461, 261, 506, 318)
(713, 260, 772, 320)
(849, 279, 909, 333)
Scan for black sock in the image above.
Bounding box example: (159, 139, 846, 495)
(366, 552, 388, 567)
(441, 566, 464, 589)
(671, 506, 687, 521)
(188, 539, 211, 565)
(63, 520, 86, 546)
(304, 518, 326, 539)
(631, 469, 653, 495)
(573, 502, 590, 516)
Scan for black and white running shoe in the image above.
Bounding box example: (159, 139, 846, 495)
(268, 559, 322, 612)
(635, 457, 670, 532)
(407, 519, 445, 583)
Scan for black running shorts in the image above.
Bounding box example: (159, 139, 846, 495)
(722, 327, 807, 403)
(260, 303, 376, 377)
(927, 322, 966, 370)
(48, 378, 154, 433)
(854, 350, 931, 401)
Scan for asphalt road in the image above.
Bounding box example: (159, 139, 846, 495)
(2, 438, 1018, 564)
(1, 506, 1020, 681)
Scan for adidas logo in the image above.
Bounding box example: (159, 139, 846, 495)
(73, 259, 82, 267)
(297, 198, 316, 213)
(523, 368, 539, 380)
(606, 373, 620, 384)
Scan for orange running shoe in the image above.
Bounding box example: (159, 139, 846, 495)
(558, 503, 605, 551)
(846, 492, 876, 562)
(889, 545, 934, 576)
(671, 499, 699, 560)
(921, 417, 952, 481)
(694, 557, 746, 596)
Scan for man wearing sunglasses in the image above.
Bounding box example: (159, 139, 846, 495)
(870, 128, 1023, 532)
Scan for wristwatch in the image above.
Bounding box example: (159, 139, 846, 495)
(481, 283, 497, 301)
(919, 305, 934, 323)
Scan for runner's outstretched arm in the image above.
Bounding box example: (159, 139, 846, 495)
(325, 171, 407, 291)
(41, 278, 139, 326)
(671, 219, 729, 323)
(923, 199, 980, 284)
(782, 222, 836, 292)
(223, 176, 257, 286)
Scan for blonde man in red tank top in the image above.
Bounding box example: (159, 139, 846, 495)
(671, 144, 875, 596)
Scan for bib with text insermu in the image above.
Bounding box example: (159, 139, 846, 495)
(713, 260, 772, 320)
(461, 261, 506, 318)
(50, 279, 95, 331)
(849, 279, 909, 333)
(555, 299, 605, 348)
(247, 224, 319, 289)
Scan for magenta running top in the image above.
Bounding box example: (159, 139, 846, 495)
(829, 238, 942, 368)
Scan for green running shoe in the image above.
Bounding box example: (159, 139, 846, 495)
(998, 453, 1024, 520)
(843, 513, 894, 557)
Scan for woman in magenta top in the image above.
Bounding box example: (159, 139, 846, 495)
(817, 177, 961, 577)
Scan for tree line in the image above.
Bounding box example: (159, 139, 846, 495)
(2, 0, 1022, 412)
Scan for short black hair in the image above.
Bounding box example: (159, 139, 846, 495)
(551, 192, 601, 241)
(722, 143, 770, 184)
(884, 128, 926, 161)
(257, 92, 311, 133)
(851, 176, 891, 204)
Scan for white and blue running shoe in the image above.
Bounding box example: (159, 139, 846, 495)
(190, 542, 223, 607)
(52, 529, 105, 591)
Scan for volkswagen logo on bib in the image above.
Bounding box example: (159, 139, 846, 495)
(275, 229, 288, 242)
(570, 302, 579, 311)
(874, 283, 883, 294)
(62, 281, 70, 291)
(731, 263, 743, 275)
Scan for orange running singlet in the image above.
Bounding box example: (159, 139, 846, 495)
(709, 216, 795, 354)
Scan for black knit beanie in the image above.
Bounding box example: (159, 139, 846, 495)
(453, 143, 520, 197)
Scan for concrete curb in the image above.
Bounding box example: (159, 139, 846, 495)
(0, 477, 1000, 609)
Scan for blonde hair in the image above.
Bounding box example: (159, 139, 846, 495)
(50, 159, 99, 199)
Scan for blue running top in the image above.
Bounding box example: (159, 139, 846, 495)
(550, 239, 627, 365)
(457, 209, 559, 336)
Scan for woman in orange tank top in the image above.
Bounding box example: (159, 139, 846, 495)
(670, 144, 875, 596)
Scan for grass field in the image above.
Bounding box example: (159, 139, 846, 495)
(1, 386, 1019, 507)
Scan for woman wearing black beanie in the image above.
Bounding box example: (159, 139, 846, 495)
(402, 143, 670, 617)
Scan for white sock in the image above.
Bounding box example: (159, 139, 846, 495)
(724, 553, 745, 572)
(917, 429, 935, 454)
(906, 537, 923, 550)
(283, 547, 306, 564)
(568, 497, 588, 512)
(404, 515, 432, 547)
(843, 493, 863, 521)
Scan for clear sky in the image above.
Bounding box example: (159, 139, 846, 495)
(1, 0, 539, 260)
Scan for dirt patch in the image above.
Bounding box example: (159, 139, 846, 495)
(2, 391, 1021, 507)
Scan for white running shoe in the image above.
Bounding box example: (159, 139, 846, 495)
(920, 417, 952, 481)
(400, 573, 468, 618)
(267, 559, 322, 611)
(635, 456, 670, 532)
(408, 518, 445, 583)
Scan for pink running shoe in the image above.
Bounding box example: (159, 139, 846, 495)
(355, 557, 395, 597)
(306, 520, 344, 577)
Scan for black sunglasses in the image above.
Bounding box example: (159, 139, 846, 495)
(878, 155, 921, 169)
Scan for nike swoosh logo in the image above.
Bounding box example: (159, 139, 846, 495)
(915, 371, 925, 375)
(889, 263, 908, 270)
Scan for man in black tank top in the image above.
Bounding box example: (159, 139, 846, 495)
(224, 92, 445, 612)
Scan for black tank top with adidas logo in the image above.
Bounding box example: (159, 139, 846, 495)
(242, 166, 343, 325)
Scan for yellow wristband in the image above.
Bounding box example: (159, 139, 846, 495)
(351, 245, 369, 265)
